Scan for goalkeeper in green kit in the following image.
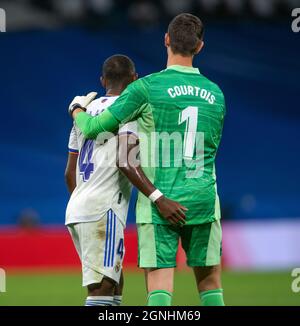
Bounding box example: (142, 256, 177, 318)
(69, 13, 226, 306)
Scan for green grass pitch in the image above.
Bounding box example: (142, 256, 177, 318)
(0, 270, 299, 306)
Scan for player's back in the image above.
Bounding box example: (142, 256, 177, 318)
(66, 96, 136, 226)
(137, 65, 225, 225)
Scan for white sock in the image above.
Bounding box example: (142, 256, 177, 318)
(85, 296, 114, 306)
(112, 295, 122, 306)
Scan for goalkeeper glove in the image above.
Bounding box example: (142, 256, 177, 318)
(68, 92, 98, 116)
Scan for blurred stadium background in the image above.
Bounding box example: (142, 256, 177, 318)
(0, 0, 300, 305)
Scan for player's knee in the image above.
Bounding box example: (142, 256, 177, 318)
(194, 266, 222, 292)
(146, 268, 174, 293)
(87, 277, 117, 296)
(200, 277, 221, 292)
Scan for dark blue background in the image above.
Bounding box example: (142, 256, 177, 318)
(1, 22, 299, 225)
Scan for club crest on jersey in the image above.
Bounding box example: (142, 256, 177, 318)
(115, 261, 121, 273)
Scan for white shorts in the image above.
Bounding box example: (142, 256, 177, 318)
(67, 209, 125, 287)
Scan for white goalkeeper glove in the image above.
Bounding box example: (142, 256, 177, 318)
(68, 92, 98, 116)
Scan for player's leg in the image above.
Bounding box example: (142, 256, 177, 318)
(112, 270, 124, 306)
(86, 277, 116, 296)
(68, 210, 124, 306)
(69, 219, 116, 306)
(87, 210, 125, 305)
(137, 223, 179, 306)
(193, 264, 224, 306)
(145, 267, 174, 306)
(181, 220, 225, 306)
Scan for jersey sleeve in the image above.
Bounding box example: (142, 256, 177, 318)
(74, 78, 149, 139)
(108, 78, 149, 123)
(68, 126, 79, 154)
(75, 109, 120, 139)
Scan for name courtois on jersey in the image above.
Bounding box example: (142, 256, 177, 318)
(167, 85, 215, 104)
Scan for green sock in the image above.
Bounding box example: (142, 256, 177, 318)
(200, 289, 225, 306)
(147, 290, 172, 306)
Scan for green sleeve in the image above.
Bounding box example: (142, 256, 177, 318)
(74, 109, 119, 140)
(74, 78, 149, 140)
(108, 78, 149, 123)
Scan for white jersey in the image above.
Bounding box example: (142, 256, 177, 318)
(65, 96, 137, 226)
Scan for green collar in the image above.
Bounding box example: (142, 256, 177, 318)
(166, 65, 200, 74)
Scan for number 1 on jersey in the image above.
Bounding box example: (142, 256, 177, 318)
(178, 106, 198, 160)
(179, 106, 204, 178)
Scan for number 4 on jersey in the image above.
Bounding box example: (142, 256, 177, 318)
(79, 139, 94, 182)
(117, 238, 124, 259)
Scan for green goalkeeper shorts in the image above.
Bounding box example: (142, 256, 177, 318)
(137, 220, 222, 268)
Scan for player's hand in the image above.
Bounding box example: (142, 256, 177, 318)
(154, 196, 188, 226)
(68, 92, 98, 116)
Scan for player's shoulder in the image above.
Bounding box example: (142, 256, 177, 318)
(87, 97, 101, 107)
(142, 69, 170, 82)
(89, 96, 119, 106)
(134, 69, 168, 86)
(87, 96, 119, 114)
(127, 70, 169, 96)
(200, 74, 226, 112)
(200, 73, 225, 99)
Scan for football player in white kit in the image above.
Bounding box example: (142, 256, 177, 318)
(64, 55, 138, 306)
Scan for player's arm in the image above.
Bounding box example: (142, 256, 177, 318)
(65, 126, 79, 194)
(71, 80, 148, 139)
(117, 133, 187, 225)
(65, 152, 78, 194)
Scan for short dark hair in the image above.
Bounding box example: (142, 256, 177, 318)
(168, 13, 204, 57)
(102, 54, 136, 88)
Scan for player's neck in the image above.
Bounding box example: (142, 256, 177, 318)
(105, 88, 121, 97)
(167, 53, 194, 68)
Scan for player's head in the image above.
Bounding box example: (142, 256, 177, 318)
(101, 54, 137, 94)
(165, 13, 204, 57)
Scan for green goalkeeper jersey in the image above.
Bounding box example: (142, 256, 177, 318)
(108, 65, 225, 225)
(75, 65, 226, 225)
